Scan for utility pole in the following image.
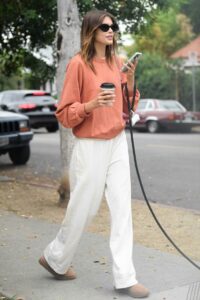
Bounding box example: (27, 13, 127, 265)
(184, 51, 199, 111)
(191, 65, 196, 112)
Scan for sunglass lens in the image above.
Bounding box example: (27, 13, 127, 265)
(99, 23, 119, 32)
(111, 23, 119, 32)
(99, 24, 110, 32)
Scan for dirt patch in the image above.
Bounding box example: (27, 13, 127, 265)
(0, 179, 199, 261)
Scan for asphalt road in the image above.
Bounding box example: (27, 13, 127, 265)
(1, 129, 199, 210)
(126, 131, 200, 210)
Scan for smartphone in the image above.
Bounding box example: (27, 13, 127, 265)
(121, 52, 142, 73)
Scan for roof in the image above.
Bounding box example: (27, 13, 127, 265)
(171, 36, 200, 62)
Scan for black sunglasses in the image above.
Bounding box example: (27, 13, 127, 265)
(98, 23, 119, 32)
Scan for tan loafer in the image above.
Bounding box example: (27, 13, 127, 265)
(39, 256, 76, 280)
(116, 283, 150, 298)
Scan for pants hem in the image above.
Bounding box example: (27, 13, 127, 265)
(114, 276, 138, 289)
(44, 252, 68, 275)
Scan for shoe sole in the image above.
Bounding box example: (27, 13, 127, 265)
(115, 287, 150, 298)
(39, 256, 76, 280)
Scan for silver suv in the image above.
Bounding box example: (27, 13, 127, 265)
(0, 90, 58, 132)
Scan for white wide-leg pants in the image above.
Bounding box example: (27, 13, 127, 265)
(44, 131, 137, 288)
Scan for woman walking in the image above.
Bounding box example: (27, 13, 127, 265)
(39, 9, 149, 299)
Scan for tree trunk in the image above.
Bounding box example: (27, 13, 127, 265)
(56, 0, 80, 206)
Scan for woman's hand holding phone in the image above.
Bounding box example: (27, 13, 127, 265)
(121, 52, 142, 93)
(121, 52, 142, 73)
(126, 60, 137, 81)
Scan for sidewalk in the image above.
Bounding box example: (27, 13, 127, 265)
(0, 211, 199, 300)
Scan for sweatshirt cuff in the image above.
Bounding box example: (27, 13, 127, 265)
(77, 103, 91, 118)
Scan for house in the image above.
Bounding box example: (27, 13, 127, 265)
(171, 36, 200, 111)
(171, 36, 200, 67)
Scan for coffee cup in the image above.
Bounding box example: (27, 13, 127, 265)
(100, 82, 115, 106)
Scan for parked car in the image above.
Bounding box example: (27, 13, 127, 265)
(0, 90, 58, 132)
(0, 108, 33, 165)
(131, 99, 200, 133)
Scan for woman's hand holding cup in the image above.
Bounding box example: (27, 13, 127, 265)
(97, 90, 115, 107)
(98, 82, 115, 107)
(84, 82, 115, 113)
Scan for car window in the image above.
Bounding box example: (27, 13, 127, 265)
(159, 101, 185, 112)
(2, 93, 23, 103)
(24, 95, 54, 102)
(0, 92, 5, 104)
(146, 101, 154, 110)
(137, 101, 148, 110)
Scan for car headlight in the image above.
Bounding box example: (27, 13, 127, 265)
(19, 120, 30, 132)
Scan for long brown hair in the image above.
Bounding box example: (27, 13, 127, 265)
(80, 9, 118, 72)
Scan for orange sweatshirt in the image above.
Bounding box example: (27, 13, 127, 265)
(56, 54, 139, 139)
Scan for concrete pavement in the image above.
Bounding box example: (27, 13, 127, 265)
(0, 211, 200, 300)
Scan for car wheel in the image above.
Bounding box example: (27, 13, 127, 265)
(46, 124, 58, 133)
(146, 120, 159, 133)
(9, 145, 30, 165)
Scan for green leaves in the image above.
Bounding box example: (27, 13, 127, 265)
(77, 0, 166, 32)
(0, 49, 25, 77)
(0, 0, 57, 52)
(123, 1, 199, 110)
(0, 0, 57, 76)
(132, 7, 194, 58)
(135, 53, 175, 99)
(181, 0, 200, 34)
